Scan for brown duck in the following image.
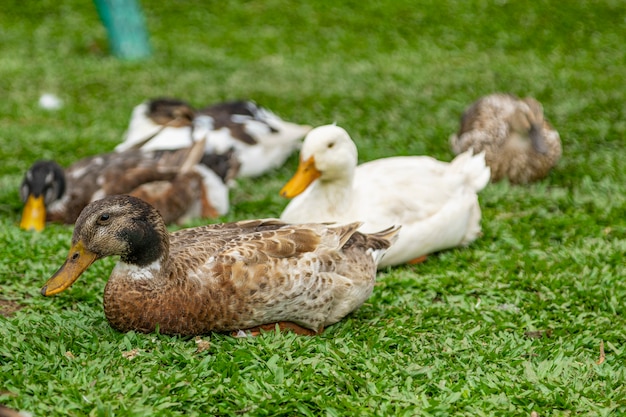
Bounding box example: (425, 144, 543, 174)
(41, 195, 399, 336)
(450, 93, 562, 184)
(19, 139, 231, 231)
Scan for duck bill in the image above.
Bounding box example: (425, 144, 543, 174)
(41, 240, 98, 296)
(279, 156, 321, 198)
(20, 194, 46, 232)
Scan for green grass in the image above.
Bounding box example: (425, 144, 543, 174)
(1, 0, 625, 415)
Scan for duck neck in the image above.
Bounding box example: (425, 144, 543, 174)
(108, 224, 173, 290)
(311, 174, 355, 216)
(119, 219, 171, 267)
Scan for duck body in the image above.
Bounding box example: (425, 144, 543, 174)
(450, 93, 562, 184)
(116, 98, 312, 178)
(20, 143, 228, 231)
(42, 195, 399, 336)
(280, 125, 490, 268)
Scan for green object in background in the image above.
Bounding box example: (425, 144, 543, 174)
(93, 0, 151, 60)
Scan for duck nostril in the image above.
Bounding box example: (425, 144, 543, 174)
(71, 252, 80, 261)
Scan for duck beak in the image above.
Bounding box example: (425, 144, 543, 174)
(20, 195, 46, 232)
(280, 156, 321, 198)
(41, 240, 98, 296)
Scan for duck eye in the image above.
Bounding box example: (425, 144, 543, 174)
(327, 142, 335, 149)
(97, 213, 111, 224)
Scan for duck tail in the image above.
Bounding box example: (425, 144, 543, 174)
(369, 225, 402, 247)
(335, 223, 400, 248)
(247, 103, 313, 146)
(363, 225, 402, 265)
(334, 222, 364, 248)
(450, 149, 491, 191)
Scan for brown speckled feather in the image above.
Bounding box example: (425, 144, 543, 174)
(129, 171, 216, 223)
(46, 145, 211, 224)
(48, 196, 399, 336)
(450, 93, 562, 184)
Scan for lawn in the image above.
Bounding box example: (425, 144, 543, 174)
(1, 0, 625, 415)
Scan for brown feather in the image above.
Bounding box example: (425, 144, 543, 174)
(42, 146, 219, 224)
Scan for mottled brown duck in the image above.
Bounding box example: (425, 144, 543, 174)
(19, 140, 229, 231)
(41, 195, 399, 336)
(450, 93, 562, 184)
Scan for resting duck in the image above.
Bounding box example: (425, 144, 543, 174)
(116, 97, 312, 178)
(41, 195, 399, 336)
(19, 140, 230, 231)
(449, 93, 562, 184)
(279, 125, 491, 268)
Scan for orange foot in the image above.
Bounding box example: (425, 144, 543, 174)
(232, 321, 320, 337)
(407, 255, 428, 264)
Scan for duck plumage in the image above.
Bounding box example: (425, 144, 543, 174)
(279, 125, 490, 268)
(19, 141, 230, 231)
(41, 195, 399, 336)
(116, 98, 312, 178)
(450, 93, 562, 184)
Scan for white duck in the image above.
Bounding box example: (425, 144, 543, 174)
(279, 125, 491, 268)
(115, 98, 312, 178)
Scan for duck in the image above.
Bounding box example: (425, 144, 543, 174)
(279, 124, 491, 268)
(115, 97, 312, 178)
(449, 93, 562, 184)
(19, 139, 231, 231)
(41, 195, 400, 336)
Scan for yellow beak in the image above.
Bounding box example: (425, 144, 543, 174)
(279, 156, 321, 198)
(20, 194, 46, 232)
(41, 240, 98, 296)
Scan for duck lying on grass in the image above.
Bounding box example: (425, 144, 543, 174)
(280, 124, 490, 268)
(116, 97, 312, 178)
(41, 195, 400, 336)
(449, 93, 562, 184)
(19, 140, 232, 231)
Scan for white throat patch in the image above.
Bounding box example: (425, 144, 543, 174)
(112, 260, 162, 280)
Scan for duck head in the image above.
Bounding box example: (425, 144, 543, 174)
(508, 97, 548, 155)
(148, 97, 195, 127)
(20, 160, 66, 231)
(41, 195, 169, 296)
(280, 125, 358, 198)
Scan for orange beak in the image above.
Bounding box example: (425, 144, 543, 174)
(279, 156, 321, 198)
(20, 194, 46, 232)
(41, 240, 98, 296)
